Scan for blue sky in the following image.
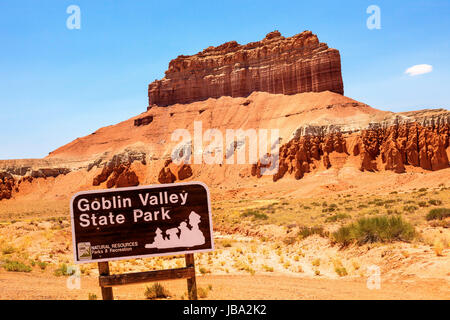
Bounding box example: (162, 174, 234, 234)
(1, 0, 449, 159)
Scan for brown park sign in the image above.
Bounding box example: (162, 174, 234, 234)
(70, 182, 214, 263)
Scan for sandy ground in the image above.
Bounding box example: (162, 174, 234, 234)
(1, 270, 448, 300)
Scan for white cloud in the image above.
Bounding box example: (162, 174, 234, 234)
(405, 64, 433, 76)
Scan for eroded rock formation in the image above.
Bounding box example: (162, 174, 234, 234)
(157, 160, 193, 183)
(92, 151, 145, 188)
(0, 172, 16, 201)
(252, 120, 449, 181)
(148, 30, 344, 107)
(354, 122, 449, 173)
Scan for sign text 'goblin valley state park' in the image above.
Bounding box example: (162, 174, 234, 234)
(70, 182, 214, 263)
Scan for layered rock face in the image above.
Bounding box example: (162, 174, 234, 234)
(148, 30, 344, 107)
(0, 165, 71, 201)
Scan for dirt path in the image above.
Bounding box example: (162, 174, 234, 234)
(0, 270, 448, 300)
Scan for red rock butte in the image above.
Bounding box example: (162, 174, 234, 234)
(148, 30, 344, 107)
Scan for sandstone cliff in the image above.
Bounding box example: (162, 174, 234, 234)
(148, 30, 344, 107)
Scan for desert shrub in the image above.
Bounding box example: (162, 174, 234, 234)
(2, 259, 32, 272)
(198, 287, 209, 299)
(54, 263, 75, 276)
(220, 239, 233, 248)
(335, 266, 348, 277)
(322, 206, 337, 213)
(312, 259, 320, 267)
(37, 261, 48, 270)
(1, 245, 15, 255)
(144, 283, 170, 299)
(325, 213, 350, 222)
(418, 188, 428, 192)
(403, 205, 418, 213)
(426, 208, 450, 221)
(262, 265, 274, 272)
(298, 226, 328, 239)
(428, 199, 443, 206)
(233, 260, 255, 275)
(199, 267, 210, 274)
(357, 204, 368, 209)
(332, 216, 416, 246)
(418, 201, 428, 207)
(88, 293, 98, 300)
(240, 209, 268, 220)
(369, 199, 384, 206)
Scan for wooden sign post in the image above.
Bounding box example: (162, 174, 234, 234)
(70, 182, 213, 300)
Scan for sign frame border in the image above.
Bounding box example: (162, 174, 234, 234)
(70, 181, 214, 264)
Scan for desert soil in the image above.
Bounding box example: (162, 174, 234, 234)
(1, 270, 448, 300)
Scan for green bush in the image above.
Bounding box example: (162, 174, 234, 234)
(144, 283, 170, 299)
(418, 201, 428, 207)
(403, 205, 418, 213)
(240, 209, 268, 220)
(335, 266, 348, 277)
(428, 199, 443, 206)
(332, 216, 416, 246)
(298, 226, 328, 239)
(426, 208, 450, 221)
(2, 259, 32, 272)
(322, 206, 337, 213)
(54, 263, 75, 276)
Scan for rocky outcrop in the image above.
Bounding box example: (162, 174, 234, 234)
(354, 122, 449, 173)
(30, 168, 71, 179)
(253, 119, 449, 181)
(253, 132, 348, 182)
(177, 164, 193, 181)
(158, 167, 176, 184)
(0, 172, 16, 201)
(148, 30, 344, 107)
(157, 160, 193, 183)
(134, 115, 154, 127)
(92, 151, 145, 188)
(0, 167, 70, 201)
